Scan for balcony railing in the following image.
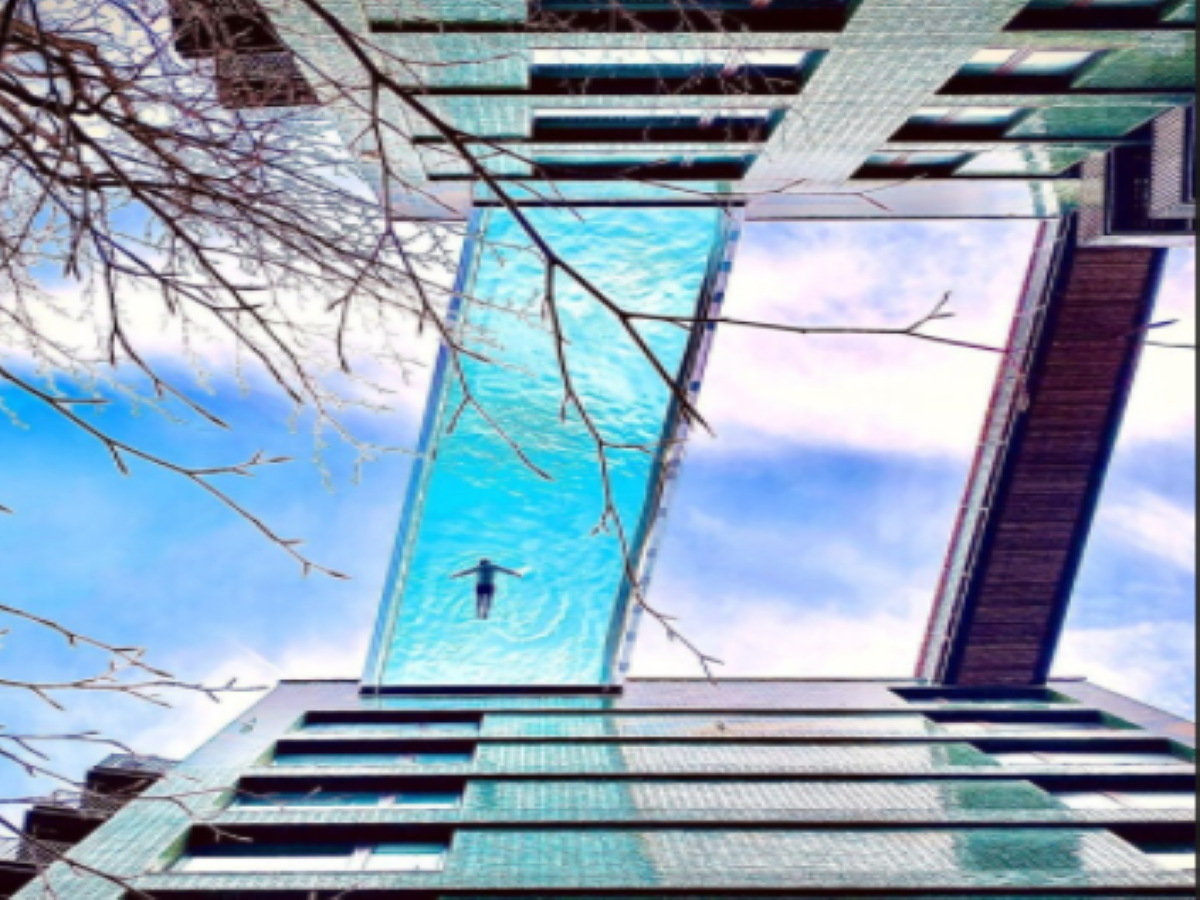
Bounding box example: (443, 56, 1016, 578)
(0, 838, 72, 867)
(93, 754, 176, 778)
(32, 791, 128, 819)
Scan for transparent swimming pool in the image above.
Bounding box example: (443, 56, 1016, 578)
(364, 207, 738, 687)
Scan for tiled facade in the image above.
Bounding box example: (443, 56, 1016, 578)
(234, 0, 1198, 216)
(18, 679, 1196, 897)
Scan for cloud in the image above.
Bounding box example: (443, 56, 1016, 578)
(699, 221, 1041, 460)
(1104, 491, 1197, 575)
(1056, 620, 1197, 719)
(1122, 249, 1197, 446)
(632, 582, 932, 679)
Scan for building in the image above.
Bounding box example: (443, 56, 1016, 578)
(9, 679, 1198, 896)
(1, 755, 175, 898)
(173, 0, 1197, 224)
(8, 0, 1195, 895)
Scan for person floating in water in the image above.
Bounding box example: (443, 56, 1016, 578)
(451, 559, 524, 620)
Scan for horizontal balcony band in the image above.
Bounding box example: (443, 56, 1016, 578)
(370, 11, 849, 35)
(213, 809, 1197, 828)
(941, 80, 1197, 98)
(275, 734, 1162, 746)
(342, 707, 1115, 717)
(1006, 10, 1195, 32)
(415, 129, 773, 145)
(242, 766, 1195, 781)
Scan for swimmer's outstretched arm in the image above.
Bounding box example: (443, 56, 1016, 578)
(496, 566, 525, 578)
(450, 567, 480, 579)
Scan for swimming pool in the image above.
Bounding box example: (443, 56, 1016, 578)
(365, 207, 738, 687)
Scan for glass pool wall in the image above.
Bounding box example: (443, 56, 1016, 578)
(365, 207, 739, 687)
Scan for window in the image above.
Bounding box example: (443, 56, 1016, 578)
(906, 106, 1026, 130)
(364, 843, 448, 872)
(301, 722, 481, 738)
(1027, 0, 1168, 8)
(236, 790, 463, 810)
(177, 843, 448, 874)
(893, 687, 1073, 705)
(961, 49, 1097, 79)
(1140, 844, 1198, 872)
(861, 152, 972, 175)
(992, 750, 1187, 766)
(1055, 791, 1197, 811)
(939, 721, 1113, 736)
(274, 752, 475, 768)
(532, 48, 809, 73)
(532, 107, 780, 143)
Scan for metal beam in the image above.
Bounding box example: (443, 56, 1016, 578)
(919, 218, 1168, 686)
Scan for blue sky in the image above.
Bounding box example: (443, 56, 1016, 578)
(0, 220, 1193, 807)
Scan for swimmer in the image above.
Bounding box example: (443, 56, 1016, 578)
(451, 559, 524, 620)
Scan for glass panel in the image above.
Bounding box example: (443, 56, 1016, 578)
(961, 49, 1094, 78)
(535, 107, 773, 121)
(941, 721, 1111, 735)
(1142, 846, 1199, 871)
(303, 721, 481, 737)
(962, 49, 1019, 75)
(274, 752, 474, 767)
(1054, 791, 1126, 810)
(398, 791, 464, 808)
(1037, 752, 1186, 766)
(532, 48, 808, 69)
(909, 107, 1024, 128)
(992, 752, 1047, 766)
(1112, 792, 1198, 810)
(1020, 51, 1096, 76)
(236, 791, 387, 808)
(365, 843, 448, 872)
(179, 846, 352, 873)
(866, 152, 970, 169)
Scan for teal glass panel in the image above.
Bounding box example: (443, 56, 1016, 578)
(366, 208, 736, 687)
(302, 721, 481, 737)
(235, 791, 387, 808)
(275, 752, 475, 767)
(366, 844, 449, 872)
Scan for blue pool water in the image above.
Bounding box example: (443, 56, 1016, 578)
(365, 207, 736, 687)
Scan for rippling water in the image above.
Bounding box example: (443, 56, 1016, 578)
(366, 207, 731, 687)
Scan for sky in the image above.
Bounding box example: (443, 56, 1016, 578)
(0, 219, 1194, 809)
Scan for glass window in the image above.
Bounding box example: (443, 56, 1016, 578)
(1141, 845, 1198, 871)
(364, 843, 448, 873)
(993, 750, 1186, 766)
(536, 107, 774, 122)
(236, 791, 388, 808)
(179, 846, 353, 873)
(532, 48, 809, 70)
(178, 843, 450, 874)
(397, 791, 463, 809)
(865, 152, 971, 171)
(1111, 792, 1197, 810)
(235, 789, 463, 809)
(908, 106, 1025, 129)
(961, 49, 1096, 78)
(302, 722, 481, 737)
(274, 752, 474, 767)
(940, 721, 1112, 735)
(1055, 791, 1125, 810)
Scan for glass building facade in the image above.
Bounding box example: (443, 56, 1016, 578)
(16, 679, 1196, 896)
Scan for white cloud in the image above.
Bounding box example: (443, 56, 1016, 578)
(1056, 620, 1196, 719)
(700, 221, 1040, 459)
(1122, 249, 1197, 446)
(1104, 490, 1197, 574)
